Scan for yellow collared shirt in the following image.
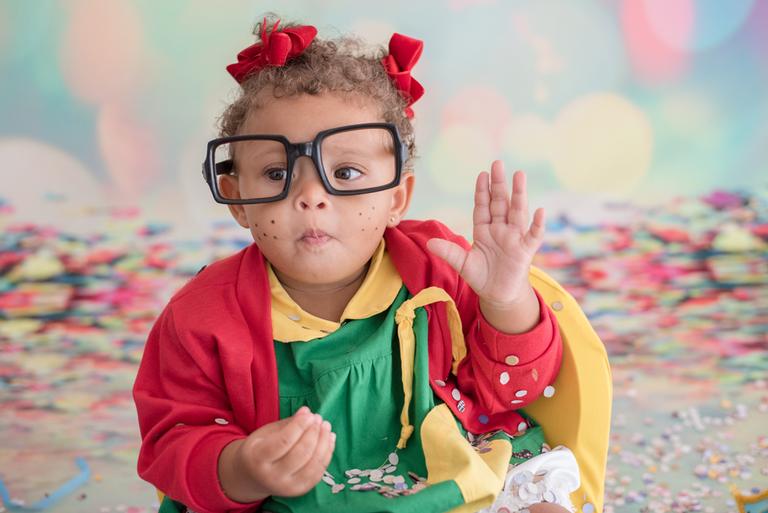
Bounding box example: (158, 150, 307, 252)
(268, 241, 403, 342)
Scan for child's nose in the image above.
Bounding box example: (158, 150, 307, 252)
(291, 157, 328, 210)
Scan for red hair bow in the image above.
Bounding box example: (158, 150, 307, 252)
(226, 19, 318, 83)
(381, 33, 424, 119)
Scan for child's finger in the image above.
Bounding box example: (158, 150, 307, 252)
(257, 409, 319, 462)
(508, 170, 529, 229)
(473, 171, 491, 226)
(425, 238, 468, 276)
(291, 419, 335, 485)
(318, 428, 336, 470)
(274, 418, 327, 474)
(489, 160, 509, 224)
(523, 207, 546, 251)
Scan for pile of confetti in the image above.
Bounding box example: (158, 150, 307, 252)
(537, 187, 768, 513)
(0, 187, 766, 513)
(0, 202, 249, 513)
(540, 188, 767, 383)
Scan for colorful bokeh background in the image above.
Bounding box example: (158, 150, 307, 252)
(0, 1, 766, 513)
(1, 0, 767, 231)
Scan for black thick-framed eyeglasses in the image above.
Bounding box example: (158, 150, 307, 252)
(202, 122, 408, 204)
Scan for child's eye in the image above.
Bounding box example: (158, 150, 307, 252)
(265, 167, 288, 181)
(333, 167, 363, 180)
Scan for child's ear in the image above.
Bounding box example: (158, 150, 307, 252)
(219, 175, 250, 229)
(388, 172, 415, 225)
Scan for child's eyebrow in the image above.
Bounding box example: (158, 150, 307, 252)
(324, 139, 394, 153)
(237, 145, 286, 158)
(325, 143, 365, 153)
(325, 146, 393, 160)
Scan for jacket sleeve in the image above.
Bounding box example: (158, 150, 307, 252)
(456, 287, 563, 415)
(132, 305, 264, 513)
(443, 231, 563, 416)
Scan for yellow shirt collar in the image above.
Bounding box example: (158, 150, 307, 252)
(268, 240, 403, 342)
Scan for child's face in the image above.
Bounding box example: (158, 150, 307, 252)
(221, 92, 414, 289)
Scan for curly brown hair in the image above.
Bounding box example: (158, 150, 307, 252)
(218, 15, 418, 170)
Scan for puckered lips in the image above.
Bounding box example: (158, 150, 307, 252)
(299, 228, 332, 246)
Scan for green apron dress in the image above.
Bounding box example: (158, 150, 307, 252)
(262, 285, 545, 513)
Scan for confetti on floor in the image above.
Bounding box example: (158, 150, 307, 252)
(0, 187, 765, 513)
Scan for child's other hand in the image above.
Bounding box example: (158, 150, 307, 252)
(426, 160, 545, 308)
(237, 406, 336, 498)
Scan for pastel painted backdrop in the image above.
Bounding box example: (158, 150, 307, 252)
(1, 0, 766, 236)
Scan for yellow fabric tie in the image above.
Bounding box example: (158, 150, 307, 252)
(393, 286, 468, 449)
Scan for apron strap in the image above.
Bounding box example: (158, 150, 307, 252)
(393, 286, 467, 449)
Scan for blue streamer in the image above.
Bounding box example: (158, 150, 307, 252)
(0, 457, 91, 511)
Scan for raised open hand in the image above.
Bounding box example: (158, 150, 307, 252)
(426, 160, 545, 309)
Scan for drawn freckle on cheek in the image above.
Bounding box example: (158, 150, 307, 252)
(271, 220, 275, 224)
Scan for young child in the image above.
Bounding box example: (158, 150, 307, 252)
(133, 16, 582, 513)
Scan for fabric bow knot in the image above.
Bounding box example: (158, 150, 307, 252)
(381, 33, 425, 119)
(226, 19, 318, 84)
(394, 301, 417, 324)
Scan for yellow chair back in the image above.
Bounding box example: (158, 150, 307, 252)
(523, 266, 612, 513)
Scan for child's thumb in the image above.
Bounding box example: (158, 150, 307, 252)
(426, 238, 467, 276)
